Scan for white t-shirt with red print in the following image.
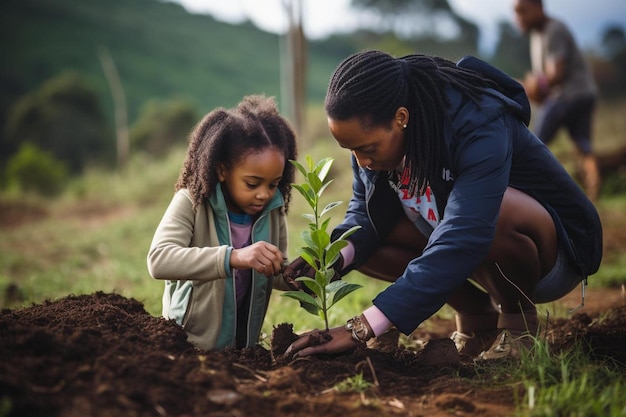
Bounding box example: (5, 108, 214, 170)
(362, 175, 441, 338)
(388, 174, 440, 232)
(346, 169, 442, 338)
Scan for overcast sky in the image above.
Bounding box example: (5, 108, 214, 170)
(172, 0, 626, 54)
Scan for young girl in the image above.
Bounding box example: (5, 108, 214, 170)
(284, 51, 602, 360)
(148, 95, 297, 350)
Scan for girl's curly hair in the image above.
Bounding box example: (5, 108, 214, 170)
(175, 95, 297, 212)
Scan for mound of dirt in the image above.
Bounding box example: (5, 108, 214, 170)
(1, 291, 625, 417)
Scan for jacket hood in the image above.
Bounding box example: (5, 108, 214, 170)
(447, 56, 531, 139)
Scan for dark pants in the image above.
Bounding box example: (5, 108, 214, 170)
(533, 95, 596, 155)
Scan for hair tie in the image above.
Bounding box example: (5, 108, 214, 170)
(399, 58, 410, 79)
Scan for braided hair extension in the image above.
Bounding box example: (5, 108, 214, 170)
(325, 50, 499, 196)
(175, 95, 297, 212)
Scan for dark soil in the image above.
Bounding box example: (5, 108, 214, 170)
(1, 290, 625, 417)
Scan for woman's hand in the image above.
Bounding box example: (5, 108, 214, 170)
(282, 254, 344, 291)
(281, 256, 315, 290)
(284, 325, 360, 357)
(230, 242, 284, 276)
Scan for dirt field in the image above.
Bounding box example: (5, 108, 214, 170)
(1, 191, 626, 417)
(1, 287, 625, 417)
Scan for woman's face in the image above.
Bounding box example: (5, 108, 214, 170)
(328, 112, 407, 172)
(218, 147, 285, 215)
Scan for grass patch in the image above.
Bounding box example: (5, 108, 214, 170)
(1, 100, 625, 330)
(475, 337, 626, 417)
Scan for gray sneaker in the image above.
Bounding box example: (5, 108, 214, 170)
(450, 329, 499, 358)
(367, 327, 400, 353)
(478, 330, 535, 360)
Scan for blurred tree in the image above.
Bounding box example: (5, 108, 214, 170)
(129, 99, 197, 157)
(601, 25, 626, 59)
(5, 143, 68, 196)
(601, 25, 626, 94)
(350, 0, 479, 56)
(491, 21, 530, 78)
(0, 73, 27, 167)
(281, 0, 307, 142)
(5, 72, 112, 173)
(99, 47, 129, 170)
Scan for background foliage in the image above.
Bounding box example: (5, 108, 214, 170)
(0, 0, 625, 324)
(2, 0, 625, 185)
(0, 4, 624, 416)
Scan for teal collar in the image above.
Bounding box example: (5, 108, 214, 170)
(228, 211, 253, 225)
(209, 183, 285, 217)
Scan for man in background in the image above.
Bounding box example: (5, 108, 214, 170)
(513, 0, 600, 201)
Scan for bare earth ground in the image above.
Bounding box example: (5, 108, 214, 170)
(1, 201, 626, 417)
(0, 289, 624, 417)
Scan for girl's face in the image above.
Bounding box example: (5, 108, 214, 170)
(328, 110, 408, 172)
(218, 147, 285, 215)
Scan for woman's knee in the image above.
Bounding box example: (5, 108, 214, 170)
(357, 245, 420, 282)
(487, 187, 558, 278)
(357, 215, 426, 282)
(384, 214, 428, 250)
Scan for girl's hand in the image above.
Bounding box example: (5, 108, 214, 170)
(284, 325, 360, 357)
(230, 242, 284, 276)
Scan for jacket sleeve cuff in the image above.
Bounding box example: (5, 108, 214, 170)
(362, 305, 393, 337)
(224, 246, 233, 278)
(339, 241, 356, 269)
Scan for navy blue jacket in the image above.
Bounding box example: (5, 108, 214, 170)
(331, 57, 602, 335)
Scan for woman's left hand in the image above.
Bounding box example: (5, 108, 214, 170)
(284, 325, 360, 357)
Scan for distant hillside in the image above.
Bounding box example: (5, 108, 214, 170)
(1, 0, 495, 141)
(0, 0, 349, 127)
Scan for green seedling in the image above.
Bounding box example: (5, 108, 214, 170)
(333, 372, 373, 393)
(281, 155, 361, 331)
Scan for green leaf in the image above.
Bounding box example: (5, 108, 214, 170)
(320, 217, 331, 232)
(327, 239, 348, 253)
(325, 280, 347, 293)
(296, 277, 323, 298)
(305, 154, 315, 171)
(317, 179, 333, 197)
(281, 291, 320, 316)
(292, 184, 315, 209)
(302, 213, 316, 223)
(328, 282, 363, 308)
(302, 232, 320, 254)
(290, 159, 308, 179)
(299, 250, 317, 269)
(302, 233, 315, 250)
(307, 171, 323, 193)
(300, 246, 319, 262)
(311, 229, 330, 251)
(335, 225, 361, 241)
(325, 240, 347, 267)
(320, 201, 342, 218)
(314, 157, 333, 182)
(316, 268, 336, 287)
(301, 302, 321, 316)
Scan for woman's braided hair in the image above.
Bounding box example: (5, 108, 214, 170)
(325, 50, 497, 196)
(175, 95, 297, 212)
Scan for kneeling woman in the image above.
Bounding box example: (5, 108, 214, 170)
(284, 51, 602, 359)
